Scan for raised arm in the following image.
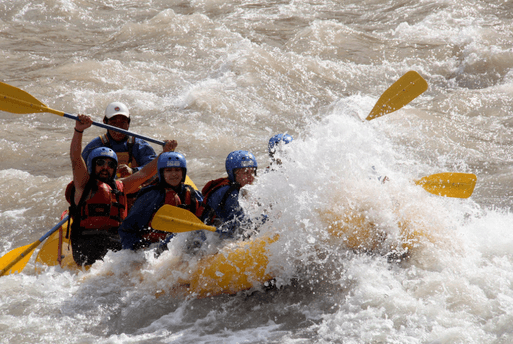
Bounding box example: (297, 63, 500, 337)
(122, 140, 178, 194)
(71, 114, 93, 205)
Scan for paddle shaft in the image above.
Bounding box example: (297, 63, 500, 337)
(65, 113, 166, 146)
(1, 91, 167, 146)
(0, 216, 69, 276)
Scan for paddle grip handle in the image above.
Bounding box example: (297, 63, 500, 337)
(64, 113, 166, 146)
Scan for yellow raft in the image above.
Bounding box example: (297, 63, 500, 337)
(35, 216, 277, 298)
(35, 171, 466, 296)
(35, 176, 278, 298)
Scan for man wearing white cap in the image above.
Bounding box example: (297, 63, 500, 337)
(81, 102, 157, 178)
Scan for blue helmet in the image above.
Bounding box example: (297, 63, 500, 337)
(87, 147, 118, 175)
(268, 134, 293, 155)
(158, 152, 187, 183)
(225, 150, 257, 182)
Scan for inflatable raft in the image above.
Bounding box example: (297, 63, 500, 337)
(36, 215, 278, 298)
(35, 176, 278, 298)
(35, 170, 469, 296)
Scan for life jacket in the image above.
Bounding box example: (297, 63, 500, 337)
(201, 177, 240, 212)
(65, 179, 127, 234)
(99, 134, 138, 168)
(144, 185, 202, 243)
(100, 133, 144, 211)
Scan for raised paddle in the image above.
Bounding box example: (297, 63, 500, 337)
(366, 70, 428, 121)
(415, 172, 477, 199)
(1, 71, 425, 129)
(0, 215, 69, 276)
(151, 205, 217, 233)
(0, 81, 198, 189)
(0, 81, 166, 146)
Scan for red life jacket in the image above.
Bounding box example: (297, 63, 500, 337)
(65, 179, 127, 232)
(144, 185, 200, 243)
(201, 177, 240, 212)
(202, 178, 231, 202)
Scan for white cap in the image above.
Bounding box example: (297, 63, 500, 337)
(104, 102, 130, 120)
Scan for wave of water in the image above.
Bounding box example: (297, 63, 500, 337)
(1, 0, 513, 343)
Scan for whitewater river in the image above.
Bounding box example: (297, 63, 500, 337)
(1, 0, 513, 343)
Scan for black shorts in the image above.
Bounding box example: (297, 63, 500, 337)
(70, 230, 122, 266)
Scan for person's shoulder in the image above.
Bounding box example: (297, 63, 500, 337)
(183, 184, 196, 192)
(127, 185, 162, 206)
(202, 178, 230, 193)
(133, 138, 156, 153)
(133, 137, 152, 146)
(210, 184, 232, 198)
(83, 135, 103, 148)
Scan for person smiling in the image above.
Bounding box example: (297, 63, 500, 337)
(66, 114, 177, 266)
(118, 152, 208, 251)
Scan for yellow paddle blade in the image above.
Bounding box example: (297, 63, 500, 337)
(35, 232, 76, 271)
(366, 71, 428, 121)
(0, 241, 40, 276)
(35, 230, 63, 267)
(0, 81, 46, 108)
(152, 205, 217, 233)
(0, 81, 49, 114)
(415, 172, 477, 198)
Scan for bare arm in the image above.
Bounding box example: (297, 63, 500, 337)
(121, 140, 178, 194)
(71, 114, 93, 205)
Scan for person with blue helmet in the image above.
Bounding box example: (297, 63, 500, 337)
(202, 150, 263, 240)
(118, 152, 209, 251)
(66, 114, 177, 266)
(268, 133, 293, 157)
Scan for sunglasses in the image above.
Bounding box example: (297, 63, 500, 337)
(96, 159, 117, 169)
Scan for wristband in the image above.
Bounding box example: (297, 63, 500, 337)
(74, 128, 84, 133)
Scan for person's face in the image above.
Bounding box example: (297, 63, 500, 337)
(106, 115, 130, 141)
(163, 167, 183, 187)
(234, 167, 256, 187)
(94, 158, 116, 182)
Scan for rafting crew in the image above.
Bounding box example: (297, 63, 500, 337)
(118, 152, 211, 251)
(66, 114, 177, 266)
(119, 149, 266, 253)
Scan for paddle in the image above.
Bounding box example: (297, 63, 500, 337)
(366, 70, 428, 121)
(0, 81, 166, 146)
(0, 215, 69, 276)
(0, 81, 200, 188)
(415, 172, 476, 198)
(151, 205, 217, 233)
